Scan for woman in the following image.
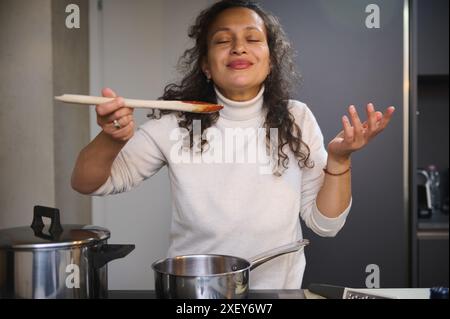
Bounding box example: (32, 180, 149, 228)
(71, 0, 394, 289)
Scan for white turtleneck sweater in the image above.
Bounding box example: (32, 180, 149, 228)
(91, 86, 351, 289)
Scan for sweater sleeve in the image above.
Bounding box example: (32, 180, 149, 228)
(293, 102, 351, 237)
(90, 121, 167, 196)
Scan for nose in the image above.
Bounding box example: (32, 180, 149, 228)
(231, 39, 247, 55)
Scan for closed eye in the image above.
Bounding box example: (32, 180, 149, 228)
(215, 41, 230, 45)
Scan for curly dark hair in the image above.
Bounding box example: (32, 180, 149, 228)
(150, 0, 313, 174)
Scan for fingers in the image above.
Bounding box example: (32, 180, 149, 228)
(103, 107, 134, 123)
(116, 114, 134, 129)
(110, 119, 135, 142)
(342, 115, 354, 143)
(348, 103, 394, 139)
(103, 114, 135, 135)
(366, 104, 395, 135)
(96, 88, 135, 142)
(97, 104, 134, 132)
(102, 87, 117, 98)
(101, 113, 134, 132)
(338, 103, 395, 156)
(378, 106, 396, 130)
(96, 96, 126, 117)
(348, 105, 364, 145)
(375, 111, 383, 121)
(366, 103, 377, 133)
(361, 111, 382, 130)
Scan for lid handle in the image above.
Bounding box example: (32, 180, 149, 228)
(31, 205, 63, 236)
(92, 244, 136, 269)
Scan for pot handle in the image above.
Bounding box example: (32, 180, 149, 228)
(92, 244, 136, 269)
(31, 205, 63, 236)
(248, 239, 309, 271)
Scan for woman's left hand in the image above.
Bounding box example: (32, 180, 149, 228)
(327, 103, 395, 161)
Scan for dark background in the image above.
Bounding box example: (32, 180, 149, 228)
(259, 0, 448, 288)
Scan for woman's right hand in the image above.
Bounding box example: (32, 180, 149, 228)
(96, 88, 135, 143)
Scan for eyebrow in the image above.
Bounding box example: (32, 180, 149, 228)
(210, 26, 263, 37)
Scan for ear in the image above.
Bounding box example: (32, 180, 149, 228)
(201, 58, 211, 79)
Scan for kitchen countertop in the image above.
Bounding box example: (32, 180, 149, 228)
(108, 290, 306, 299)
(418, 211, 449, 231)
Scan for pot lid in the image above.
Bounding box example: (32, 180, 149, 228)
(0, 206, 110, 249)
(0, 224, 110, 249)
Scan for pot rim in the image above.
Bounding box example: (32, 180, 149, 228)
(3, 238, 106, 250)
(151, 254, 251, 277)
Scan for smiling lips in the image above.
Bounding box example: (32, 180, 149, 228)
(227, 59, 253, 70)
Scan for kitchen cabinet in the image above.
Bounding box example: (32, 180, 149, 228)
(416, 0, 449, 76)
(417, 232, 449, 287)
(411, 0, 449, 288)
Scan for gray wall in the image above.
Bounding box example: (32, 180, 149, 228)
(0, 0, 90, 228)
(52, 0, 91, 224)
(0, 0, 55, 228)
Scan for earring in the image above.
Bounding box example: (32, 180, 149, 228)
(204, 72, 211, 83)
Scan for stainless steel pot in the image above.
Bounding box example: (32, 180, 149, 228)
(0, 206, 135, 299)
(152, 239, 309, 299)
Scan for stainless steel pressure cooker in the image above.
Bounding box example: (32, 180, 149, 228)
(0, 206, 135, 299)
